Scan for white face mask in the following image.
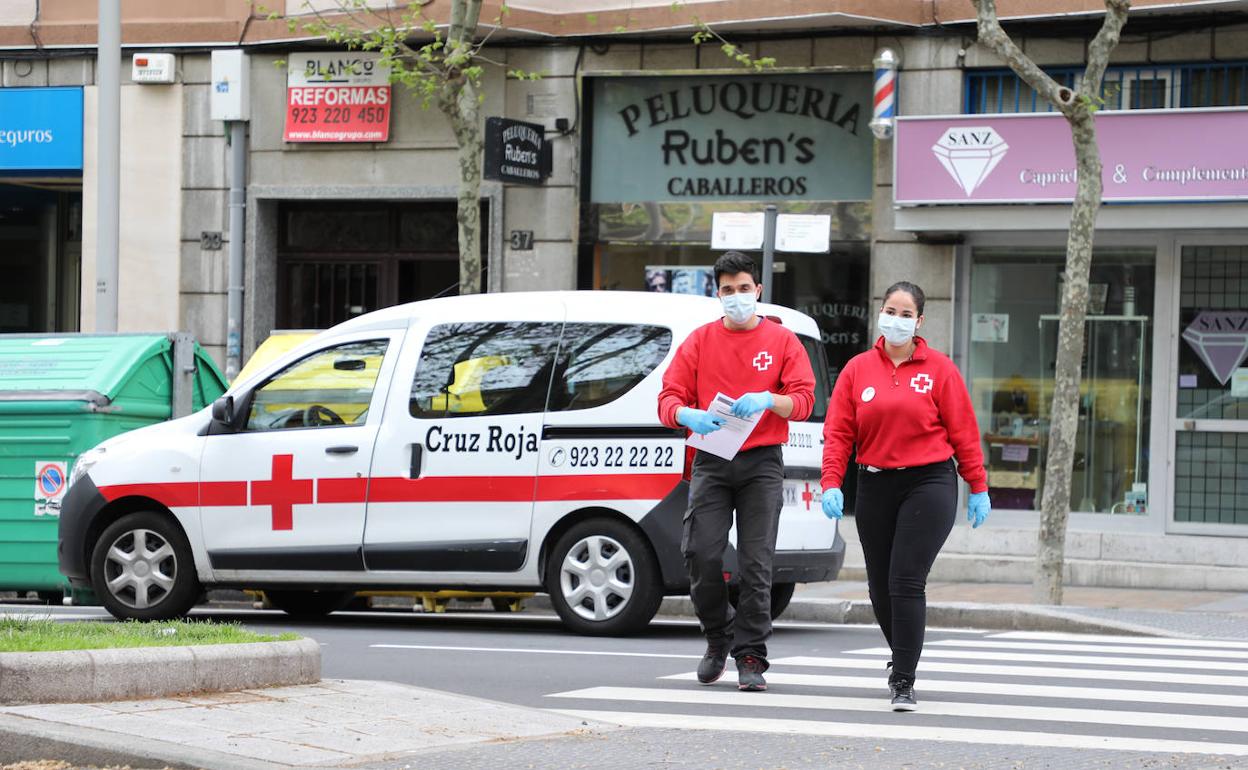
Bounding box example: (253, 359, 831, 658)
(721, 291, 758, 325)
(878, 312, 917, 346)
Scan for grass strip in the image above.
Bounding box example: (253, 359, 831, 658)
(0, 616, 297, 653)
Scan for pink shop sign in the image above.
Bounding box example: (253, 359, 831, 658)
(894, 108, 1248, 205)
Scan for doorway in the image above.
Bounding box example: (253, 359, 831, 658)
(1169, 242, 1248, 534)
(276, 200, 483, 329)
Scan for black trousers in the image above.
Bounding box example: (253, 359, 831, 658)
(682, 445, 784, 660)
(855, 459, 957, 677)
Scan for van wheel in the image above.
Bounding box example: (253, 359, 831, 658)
(265, 589, 355, 619)
(91, 511, 200, 621)
(546, 518, 663, 637)
(728, 581, 797, 620)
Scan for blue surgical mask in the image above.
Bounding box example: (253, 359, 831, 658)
(721, 291, 757, 324)
(878, 312, 917, 346)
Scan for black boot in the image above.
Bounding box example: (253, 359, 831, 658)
(889, 670, 917, 712)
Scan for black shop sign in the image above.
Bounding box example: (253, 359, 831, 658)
(484, 117, 551, 186)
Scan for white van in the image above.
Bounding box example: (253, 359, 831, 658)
(58, 291, 844, 636)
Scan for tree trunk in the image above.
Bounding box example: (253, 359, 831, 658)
(1034, 108, 1101, 605)
(448, 80, 483, 295)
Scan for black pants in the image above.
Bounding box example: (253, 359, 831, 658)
(682, 445, 783, 660)
(855, 459, 957, 678)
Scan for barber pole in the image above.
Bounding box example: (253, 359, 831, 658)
(870, 48, 900, 140)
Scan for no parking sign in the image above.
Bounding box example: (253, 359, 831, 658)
(34, 460, 67, 517)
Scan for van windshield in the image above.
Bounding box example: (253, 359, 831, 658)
(800, 334, 831, 423)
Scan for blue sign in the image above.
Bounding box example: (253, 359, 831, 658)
(0, 87, 84, 172)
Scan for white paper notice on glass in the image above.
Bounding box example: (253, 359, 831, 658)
(686, 392, 764, 461)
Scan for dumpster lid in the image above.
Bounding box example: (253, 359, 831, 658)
(0, 334, 173, 401)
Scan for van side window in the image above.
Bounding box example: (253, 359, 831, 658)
(245, 339, 388, 431)
(410, 322, 562, 418)
(548, 323, 672, 412)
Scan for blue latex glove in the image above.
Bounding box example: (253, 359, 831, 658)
(968, 491, 991, 528)
(731, 391, 774, 418)
(821, 488, 844, 520)
(677, 407, 725, 436)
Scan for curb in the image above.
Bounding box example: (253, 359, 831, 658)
(526, 595, 1184, 638)
(0, 637, 321, 706)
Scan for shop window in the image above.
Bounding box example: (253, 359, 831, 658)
(410, 322, 562, 418)
(550, 323, 672, 412)
(246, 339, 388, 430)
(969, 248, 1154, 513)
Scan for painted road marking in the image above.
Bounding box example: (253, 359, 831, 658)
(547, 710, 1248, 756)
(929, 637, 1248, 660)
(845, 646, 1248, 673)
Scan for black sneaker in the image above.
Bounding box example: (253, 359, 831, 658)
(736, 655, 768, 692)
(696, 643, 729, 684)
(889, 672, 917, 712)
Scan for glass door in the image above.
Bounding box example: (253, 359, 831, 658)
(1171, 244, 1248, 533)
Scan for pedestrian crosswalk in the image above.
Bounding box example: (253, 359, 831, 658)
(544, 631, 1248, 757)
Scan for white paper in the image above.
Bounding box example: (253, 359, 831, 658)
(775, 214, 831, 253)
(1232, 368, 1248, 398)
(711, 212, 765, 250)
(971, 313, 1009, 343)
(686, 392, 764, 461)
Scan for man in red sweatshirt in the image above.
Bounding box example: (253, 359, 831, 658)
(657, 251, 815, 692)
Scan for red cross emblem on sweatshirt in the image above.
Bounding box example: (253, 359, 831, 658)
(249, 454, 314, 531)
(752, 351, 773, 372)
(910, 373, 934, 394)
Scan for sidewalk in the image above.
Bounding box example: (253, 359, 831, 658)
(786, 579, 1248, 640)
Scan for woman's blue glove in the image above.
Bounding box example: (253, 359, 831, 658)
(677, 407, 725, 436)
(968, 491, 991, 528)
(821, 488, 844, 520)
(731, 391, 774, 418)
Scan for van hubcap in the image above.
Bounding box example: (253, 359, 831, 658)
(560, 535, 634, 622)
(103, 528, 177, 610)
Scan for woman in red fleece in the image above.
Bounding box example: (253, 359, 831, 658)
(820, 281, 990, 712)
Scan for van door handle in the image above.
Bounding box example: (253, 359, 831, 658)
(326, 445, 359, 455)
(410, 443, 424, 479)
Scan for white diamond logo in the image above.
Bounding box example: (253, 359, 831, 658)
(1182, 311, 1248, 385)
(932, 126, 1009, 196)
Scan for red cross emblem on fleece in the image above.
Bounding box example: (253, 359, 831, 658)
(910, 373, 933, 394)
(752, 351, 773, 372)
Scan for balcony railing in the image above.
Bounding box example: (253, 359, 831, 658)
(965, 62, 1248, 114)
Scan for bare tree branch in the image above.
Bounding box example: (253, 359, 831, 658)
(971, 0, 1075, 110)
(1081, 0, 1131, 97)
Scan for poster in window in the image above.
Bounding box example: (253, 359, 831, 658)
(645, 266, 715, 297)
(971, 313, 1009, 343)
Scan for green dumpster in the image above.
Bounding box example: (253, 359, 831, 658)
(0, 333, 228, 600)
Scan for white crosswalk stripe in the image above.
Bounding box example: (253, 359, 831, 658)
(544, 633, 1248, 756)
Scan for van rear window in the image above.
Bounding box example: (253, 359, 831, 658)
(801, 335, 831, 423)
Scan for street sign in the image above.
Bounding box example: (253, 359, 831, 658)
(283, 53, 391, 143)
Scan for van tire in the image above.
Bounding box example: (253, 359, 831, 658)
(90, 511, 201, 621)
(546, 518, 663, 637)
(265, 589, 355, 619)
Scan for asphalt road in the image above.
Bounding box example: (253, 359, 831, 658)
(5, 603, 1248, 769)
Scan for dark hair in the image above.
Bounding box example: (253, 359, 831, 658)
(713, 251, 760, 287)
(884, 281, 926, 316)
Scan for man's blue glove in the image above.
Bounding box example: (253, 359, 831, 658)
(968, 491, 991, 528)
(677, 407, 725, 436)
(821, 488, 844, 520)
(731, 391, 774, 418)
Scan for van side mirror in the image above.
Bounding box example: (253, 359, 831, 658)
(333, 358, 366, 371)
(211, 395, 235, 426)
